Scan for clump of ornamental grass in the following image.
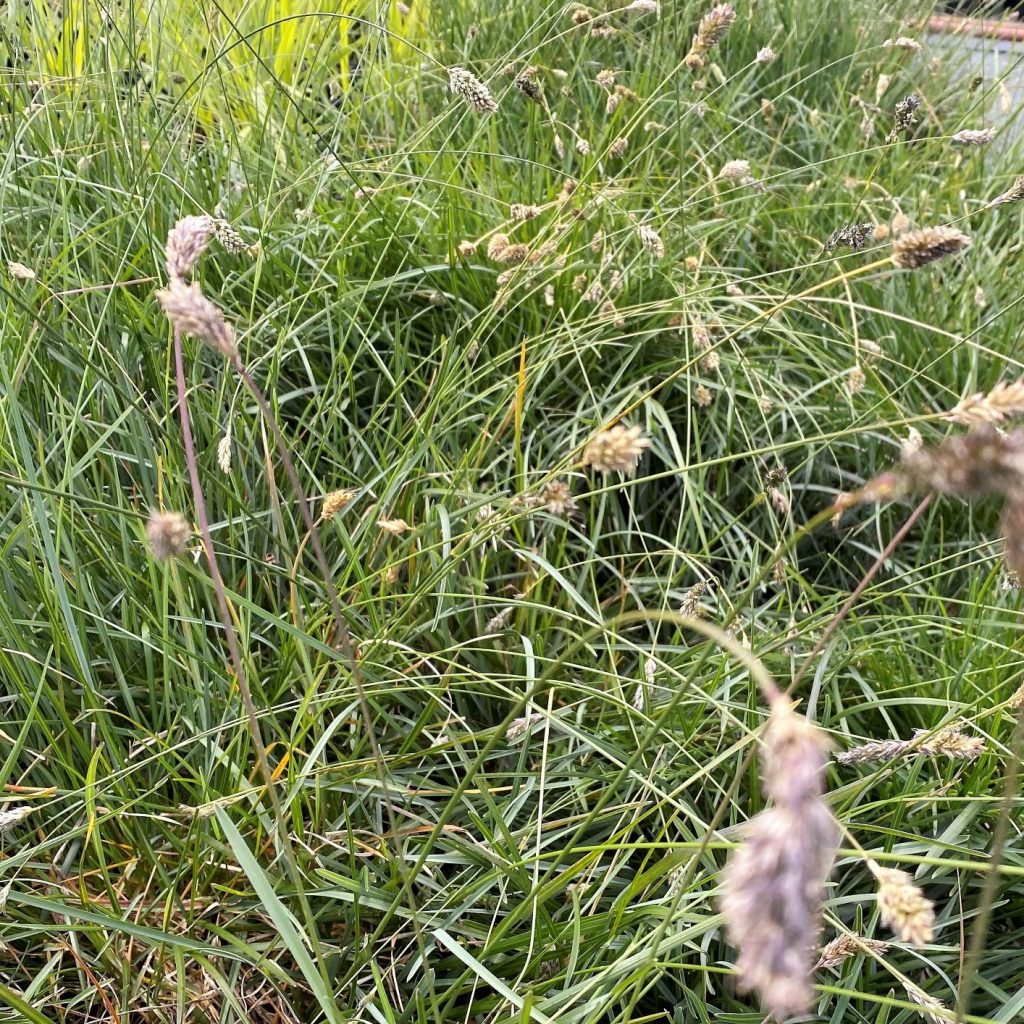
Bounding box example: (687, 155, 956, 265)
(685, 3, 736, 72)
(720, 699, 838, 1018)
(582, 424, 650, 474)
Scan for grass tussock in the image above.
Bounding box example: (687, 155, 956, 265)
(1, 0, 1023, 1021)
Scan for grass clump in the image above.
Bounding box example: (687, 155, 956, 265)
(1, 0, 1023, 1021)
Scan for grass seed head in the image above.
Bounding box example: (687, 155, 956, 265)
(903, 982, 947, 1024)
(875, 867, 935, 945)
(211, 215, 259, 257)
(146, 511, 192, 561)
(582, 424, 650, 474)
(988, 175, 1024, 208)
(637, 223, 665, 257)
(891, 226, 970, 270)
(165, 215, 213, 280)
(824, 222, 874, 251)
(952, 127, 996, 146)
(720, 702, 838, 1017)
(814, 934, 889, 971)
(7, 260, 36, 282)
(609, 136, 628, 158)
(945, 376, 1024, 427)
(679, 578, 714, 617)
(217, 429, 232, 474)
(486, 234, 510, 260)
(156, 278, 238, 359)
(685, 4, 736, 70)
(322, 489, 357, 520)
(0, 805, 34, 833)
(448, 67, 498, 114)
(540, 479, 577, 517)
(510, 203, 541, 221)
(506, 713, 542, 741)
(626, 0, 660, 14)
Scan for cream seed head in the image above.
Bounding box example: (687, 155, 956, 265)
(540, 479, 577, 517)
(146, 510, 192, 561)
(211, 215, 259, 258)
(952, 127, 996, 146)
(882, 36, 922, 51)
(891, 226, 970, 270)
(685, 3, 736, 71)
(0, 805, 34, 833)
(510, 203, 541, 221)
(486, 234, 510, 260)
(506, 712, 542, 741)
(637, 224, 665, 258)
(903, 982, 947, 1024)
(679, 577, 714, 617)
(156, 278, 238, 359)
(165, 214, 213, 280)
(625, 0, 660, 13)
(814, 934, 889, 971)
(582, 424, 651, 474)
(608, 136, 628, 158)
(891, 212, 912, 235)
(875, 867, 935, 945)
(7, 260, 36, 281)
(988, 175, 1024, 208)
(322, 488, 357, 519)
(447, 66, 498, 114)
(217, 429, 232, 474)
(496, 243, 529, 265)
(945, 376, 1024, 427)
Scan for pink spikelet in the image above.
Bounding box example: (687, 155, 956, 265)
(721, 701, 838, 1018)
